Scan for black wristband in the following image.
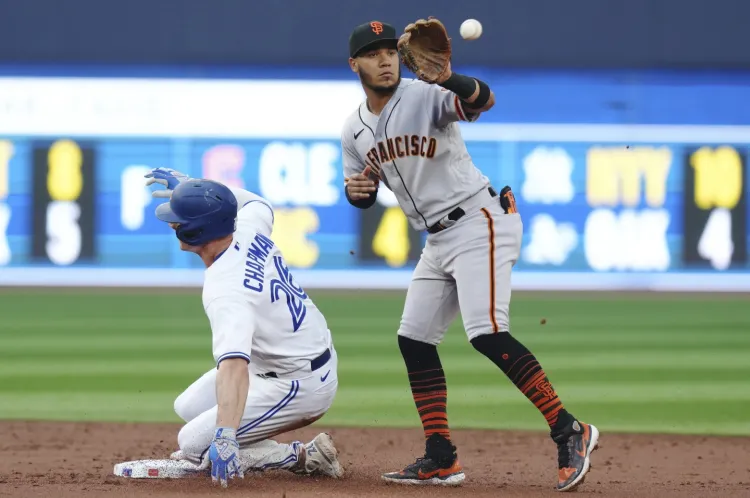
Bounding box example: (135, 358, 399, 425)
(463, 79, 491, 110)
(345, 184, 378, 209)
(438, 73, 476, 100)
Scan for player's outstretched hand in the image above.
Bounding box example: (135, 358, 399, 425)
(144, 167, 191, 198)
(345, 166, 379, 200)
(209, 427, 244, 488)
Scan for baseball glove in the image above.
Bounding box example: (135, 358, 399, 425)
(397, 17, 452, 84)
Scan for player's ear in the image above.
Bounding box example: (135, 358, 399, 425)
(348, 57, 358, 73)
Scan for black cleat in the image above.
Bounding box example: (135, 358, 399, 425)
(382, 456, 465, 486)
(553, 420, 600, 492)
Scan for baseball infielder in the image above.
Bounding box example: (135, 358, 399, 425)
(113, 168, 343, 487)
(341, 20, 599, 491)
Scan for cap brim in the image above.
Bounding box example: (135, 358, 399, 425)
(155, 202, 187, 224)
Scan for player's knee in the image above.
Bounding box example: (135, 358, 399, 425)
(398, 334, 442, 371)
(176, 425, 207, 463)
(466, 320, 509, 343)
(176, 423, 189, 449)
(397, 324, 441, 347)
(470, 331, 505, 354)
(174, 393, 198, 423)
(398, 334, 437, 356)
(470, 331, 523, 360)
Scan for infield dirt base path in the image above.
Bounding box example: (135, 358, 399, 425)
(0, 421, 749, 498)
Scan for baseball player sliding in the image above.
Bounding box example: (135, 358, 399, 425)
(113, 168, 343, 487)
(341, 19, 599, 491)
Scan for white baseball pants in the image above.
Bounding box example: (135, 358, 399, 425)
(173, 347, 338, 471)
(398, 192, 523, 344)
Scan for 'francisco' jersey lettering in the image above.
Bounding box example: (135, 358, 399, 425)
(366, 135, 438, 169)
(341, 78, 491, 230)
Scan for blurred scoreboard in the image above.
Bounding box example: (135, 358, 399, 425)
(683, 146, 747, 269)
(1, 135, 748, 274)
(31, 140, 97, 265)
(0, 137, 424, 270)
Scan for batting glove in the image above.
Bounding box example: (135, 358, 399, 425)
(209, 427, 244, 488)
(144, 167, 191, 198)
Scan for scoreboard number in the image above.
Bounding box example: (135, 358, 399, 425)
(47, 140, 84, 202)
(358, 200, 422, 268)
(697, 208, 732, 270)
(690, 146, 742, 210)
(683, 146, 747, 270)
(372, 206, 411, 267)
(46, 141, 83, 265)
(32, 139, 96, 265)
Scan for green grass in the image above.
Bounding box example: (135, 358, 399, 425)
(1, 288, 749, 436)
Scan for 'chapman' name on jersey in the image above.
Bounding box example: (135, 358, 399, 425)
(201, 195, 331, 376)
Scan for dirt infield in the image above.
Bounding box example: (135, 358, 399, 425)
(1, 421, 749, 498)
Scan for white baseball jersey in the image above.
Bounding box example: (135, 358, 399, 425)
(201, 190, 332, 376)
(341, 77, 491, 231)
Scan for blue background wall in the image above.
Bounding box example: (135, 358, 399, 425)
(1, 0, 748, 68)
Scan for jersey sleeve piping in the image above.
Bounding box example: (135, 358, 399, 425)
(454, 94, 468, 121)
(216, 351, 251, 366)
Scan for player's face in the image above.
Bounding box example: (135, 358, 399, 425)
(169, 222, 199, 253)
(351, 45, 400, 93)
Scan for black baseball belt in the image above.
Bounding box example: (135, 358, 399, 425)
(258, 348, 331, 379)
(426, 185, 517, 234)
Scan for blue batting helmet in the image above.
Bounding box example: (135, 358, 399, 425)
(155, 179, 238, 246)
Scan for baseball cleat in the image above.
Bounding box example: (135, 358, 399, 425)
(382, 457, 465, 486)
(301, 433, 344, 478)
(553, 420, 600, 492)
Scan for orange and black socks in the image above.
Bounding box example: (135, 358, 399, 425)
(398, 335, 452, 442)
(408, 368, 450, 440)
(471, 332, 573, 429)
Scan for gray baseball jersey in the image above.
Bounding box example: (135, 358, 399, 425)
(341, 77, 523, 341)
(341, 78, 491, 231)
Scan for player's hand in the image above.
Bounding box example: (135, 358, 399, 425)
(144, 167, 191, 198)
(345, 166, 379, 200)
(209, 427, 244, 488)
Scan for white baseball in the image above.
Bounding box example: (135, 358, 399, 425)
(459, 19, 482, 40)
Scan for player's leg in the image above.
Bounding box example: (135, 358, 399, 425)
(173, 367, 219, 423)
(166, 367, 224, 460)
(177, 354, 342, 478)
(381, 249, 464, 486)
(237, 366, 344, 478)
(449, 201, 599, 492)
(238, 348, 342, 478)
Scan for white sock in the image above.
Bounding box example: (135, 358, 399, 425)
(237, 439, 303, 472)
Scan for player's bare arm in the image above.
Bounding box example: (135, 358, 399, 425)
(215, 358, 250, 429)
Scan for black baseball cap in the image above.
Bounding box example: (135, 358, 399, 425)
(349, 21, 399, 58)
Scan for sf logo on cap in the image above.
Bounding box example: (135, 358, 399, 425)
(370, 21, 383, 34)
